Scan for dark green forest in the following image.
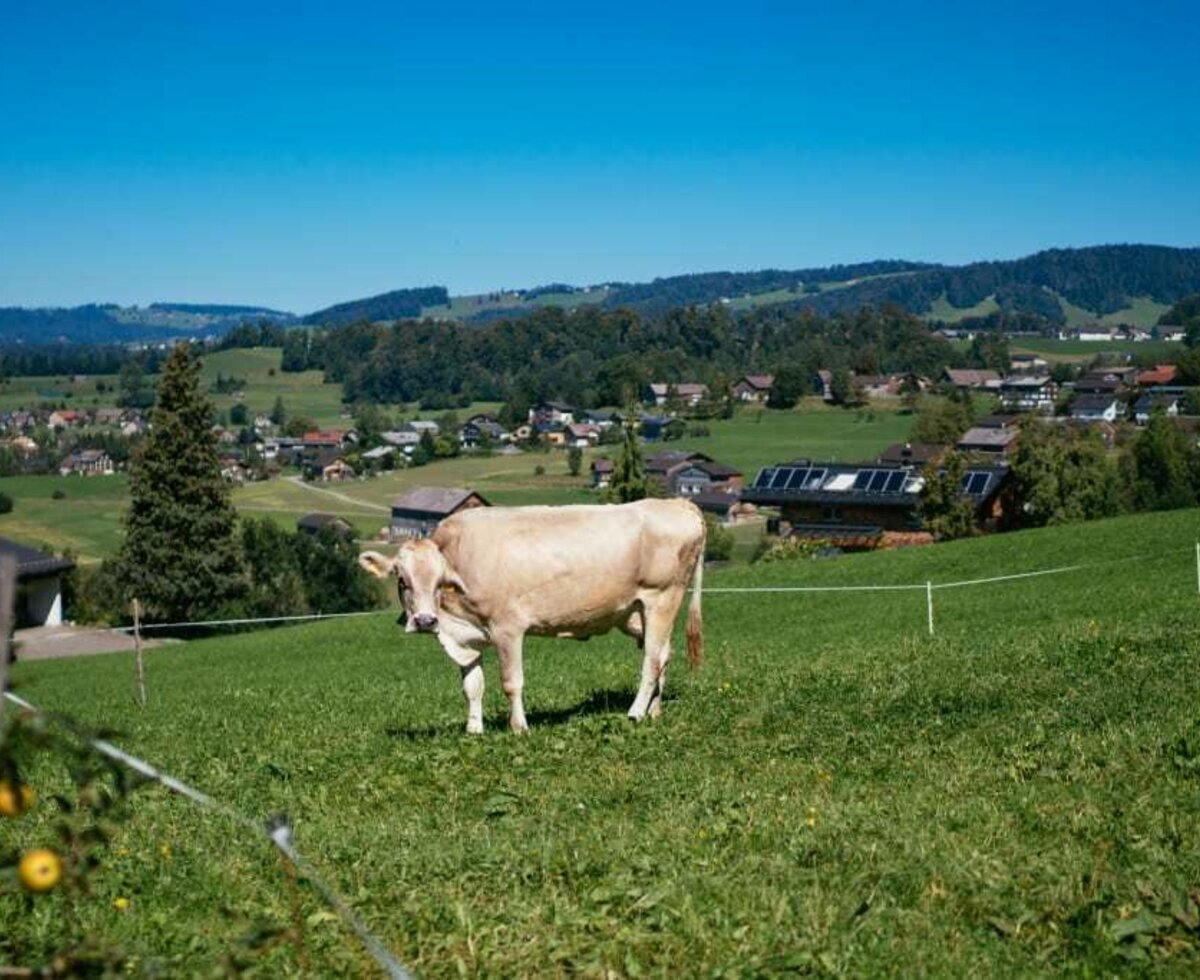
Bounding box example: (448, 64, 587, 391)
(300, 286, 450, 327)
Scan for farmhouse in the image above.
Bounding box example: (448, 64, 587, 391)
(58, 449, 114, 476)
(528, 401, 576, 426)
(1010, 353, 1048, 373)
(999, 376, 1057, 413)
(942, 368, 1002, 391)
(591, 457, 614, 489)
(564, 422, 601, 447)
(310, 449, 355, 482)
(731, 374, 775, 402)
(690, 490, 750, 525)
(742, 459, 1009, 549)
(813, 369, 834, 401)
(390, 487, 490, 540)
(673, 460, 743, 497)
(1070, 394, 1122, 423)
(957, 421, 1020, 458)
(1134, 394, 1181, 424)
(459, 418, 508, 450)
(0, 536, 74, 627)
(852, 374, 900, 399)
(406, 420, 440, 437)
(645, 449, 715, 494)
(645, 382, 710, 407)
(1136, 364, 1178, 387)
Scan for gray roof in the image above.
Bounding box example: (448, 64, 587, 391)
(391, 486, 489, 517)
(0, 536, 75, 579)
(957, 426, 1018, 448)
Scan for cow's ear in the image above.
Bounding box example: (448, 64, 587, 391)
(358, 550, 397, 579)
(442, 567, 469, 600)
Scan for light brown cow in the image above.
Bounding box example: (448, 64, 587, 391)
(360, 498, 705, 733)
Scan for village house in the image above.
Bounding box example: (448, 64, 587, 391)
(742, 458, 1010, 549)
(813, 369, 834, 402)
(92, 408, 123, 426)
(1161, 327, 1186, 343)
(361, 445, 397, 466)
(311, 449, 355, 482)
(528, 401, 576, 426)
(957, 416, 1021, 458)
(390, 487, 490, 540)
(852, 374, 900, 399)
(406, 419, 440, 438)
(381, 429, 420, 453)
(220, 457, 249, 484)
(1010, 353, 1048, 373)
(590, 457, 614, 489)
(47, 410, 85, 429)
(1070, 394, 1123, 423)
(672, 460, 743, 497)
(645, 382, 710, 408)
(999, 376, 1058, 413)
(689, 490, 754, 525)
(1136, 364, 1178, 387)
(58, 449, 114, 476)
(0, 536, 74, 627)
(564, 422, 600, 448)
(1135, 393, 1181, 425)
(731, 374, 775, 402)
(942, 368, 1002, 391)
(459, 418, 508, 450)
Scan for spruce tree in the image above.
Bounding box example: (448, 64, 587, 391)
(610, 411, 646, 503)
(118, 344, 246, 622)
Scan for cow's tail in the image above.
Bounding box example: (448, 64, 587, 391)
(685, 545, 704, 669)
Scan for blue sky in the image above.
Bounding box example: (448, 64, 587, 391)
(2, 0, 1198, 312)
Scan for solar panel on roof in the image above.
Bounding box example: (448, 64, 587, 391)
(868, 470, 889, 492)
(884, 471, 907, 492)
(804, 468, 827, 488)
(961, 472, 991, 495)
(754, 468, 775, 488)
(852, 470, 874, 490)
(770, 467, 792, 489)
(785, 467, 809, 490)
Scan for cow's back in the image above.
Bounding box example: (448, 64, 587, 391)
(433, 499, 703, 631)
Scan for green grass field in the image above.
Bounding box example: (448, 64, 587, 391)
(1012, 337, 1182, 365)
(5, 507, 1200, 974)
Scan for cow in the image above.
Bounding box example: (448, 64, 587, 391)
(359, 498, 705, 734)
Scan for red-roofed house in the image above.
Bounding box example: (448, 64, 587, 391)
(1136, 364, 1178, 387)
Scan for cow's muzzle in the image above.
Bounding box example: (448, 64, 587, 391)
(413, 613, 439, 632)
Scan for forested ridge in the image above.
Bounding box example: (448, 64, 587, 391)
(282, 303, 982, 410)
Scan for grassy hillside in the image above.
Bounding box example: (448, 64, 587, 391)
(1010, 337, 1182, 365)
(6, 507, 1200, 974)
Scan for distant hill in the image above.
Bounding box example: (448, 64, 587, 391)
(0, 302, 295, 344)
(301, 286, 449, 327)
(7, 244, 1200, 343)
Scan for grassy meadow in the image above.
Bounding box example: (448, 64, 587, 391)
(4, 507, 1200, 974)
(1011, 337, 1182, 365)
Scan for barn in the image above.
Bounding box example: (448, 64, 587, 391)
(0, 536, 75, 627)
(390, 487, 490, 541)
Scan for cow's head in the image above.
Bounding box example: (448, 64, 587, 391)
(359, 541, 466, 634)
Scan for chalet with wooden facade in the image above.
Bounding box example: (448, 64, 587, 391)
(390, 487, 490, 540)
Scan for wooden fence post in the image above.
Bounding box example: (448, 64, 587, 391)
(0, 555, 17, 728)
(132, 598, 147, 707)
(926, 581, 935, 638)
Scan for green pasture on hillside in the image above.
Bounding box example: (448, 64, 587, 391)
(1011, 337, 1181, 365)
(0, 373, 124, 413)
(0, 474, 129, 560)
(5, 508, 1200, 974)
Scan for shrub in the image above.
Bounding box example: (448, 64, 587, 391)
(755, 535, 829, 563)
(703, 516, 734, 562)
(0, 492, 12, 514)
(534, 464, 545, 476)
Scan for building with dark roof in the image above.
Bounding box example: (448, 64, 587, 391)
(390, 487, 490, 540)
(0, 536, 74, 627)
(742, 459, 1009, 549)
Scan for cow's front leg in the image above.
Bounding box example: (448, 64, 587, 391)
(493, 629, 528, 733)
(460, 660, 485, 735)
(438, 633, 486, 735)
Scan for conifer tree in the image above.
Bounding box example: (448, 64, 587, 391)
(118, 344, 246, 622)
(610, 410, 646, 503)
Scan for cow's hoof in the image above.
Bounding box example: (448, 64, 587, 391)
(509, 720, 529, 734)
(466, 722, 484, 735)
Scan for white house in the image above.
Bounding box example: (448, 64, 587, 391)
(1070, 394, 1122, 423)
(0, 536, 74, 627)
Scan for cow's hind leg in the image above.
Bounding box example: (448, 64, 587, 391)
(494, 629, 529, 734)
(628, 593, 681, 722)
